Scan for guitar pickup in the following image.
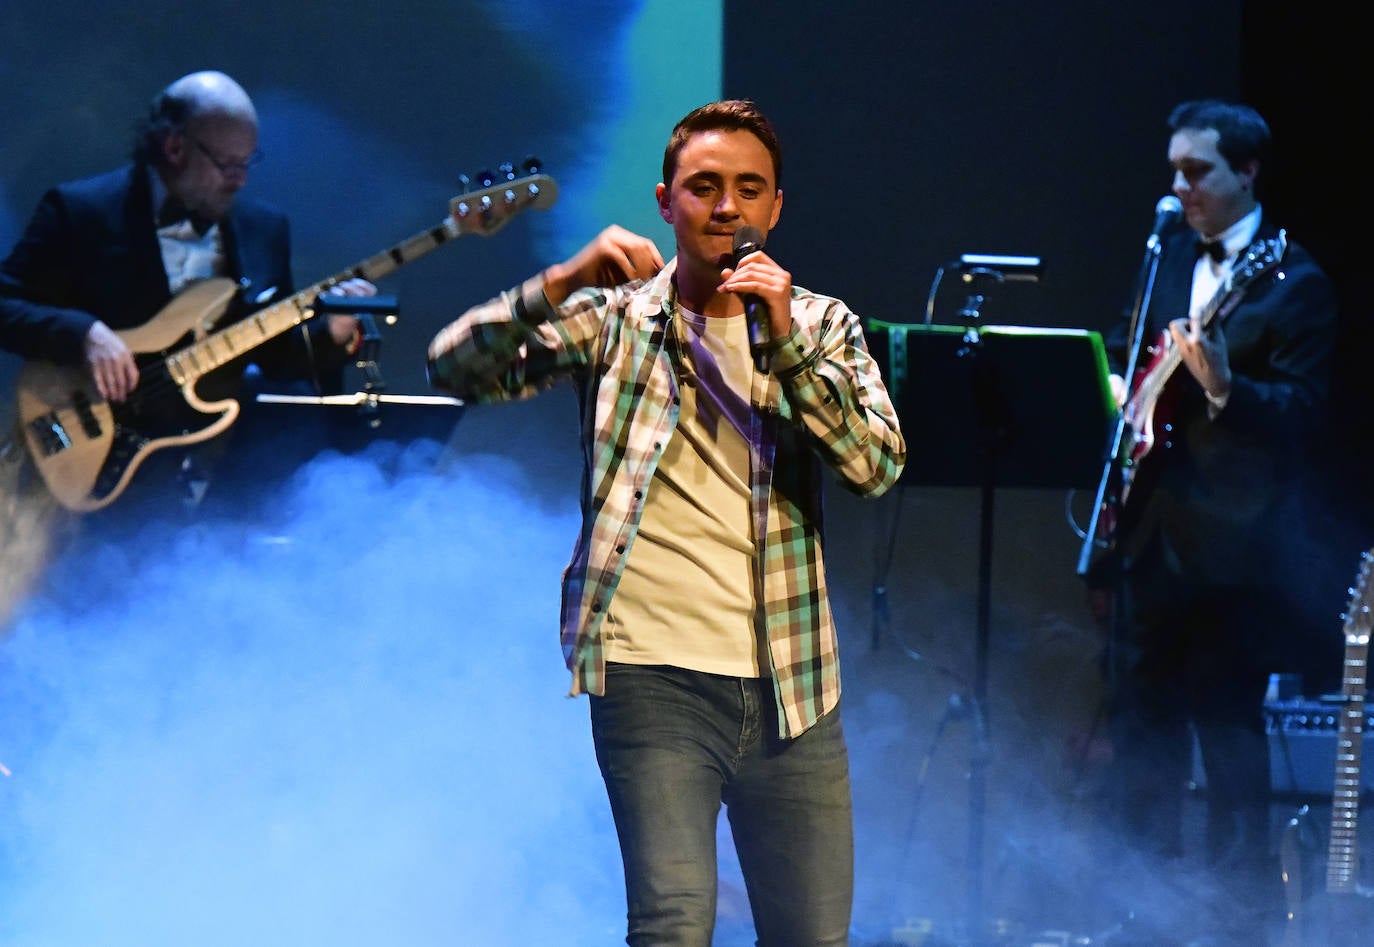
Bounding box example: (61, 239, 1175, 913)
(26, 413, 72, 456)
(70, 390, 104, 439)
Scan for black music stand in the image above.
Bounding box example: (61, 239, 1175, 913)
(865, 320, 1117, 944)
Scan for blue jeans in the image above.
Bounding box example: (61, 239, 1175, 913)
(589, 663, 854, 946)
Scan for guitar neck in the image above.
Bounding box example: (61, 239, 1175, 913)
(163, 218, 460, 386)
(1327, 550, 1374, 895)
(1328, 641, 1369, 894)
(158, 168, 558, 388)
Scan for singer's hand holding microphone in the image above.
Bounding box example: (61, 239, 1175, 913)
(720, 225, 791, 373)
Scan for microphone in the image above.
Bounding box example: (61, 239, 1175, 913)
(731, 226, 770, 373)
(1146, 195, 1183, 250)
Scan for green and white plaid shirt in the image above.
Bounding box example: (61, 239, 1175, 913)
(428, 260, 906, 737)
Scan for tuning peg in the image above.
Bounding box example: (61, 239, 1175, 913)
(521, 155, 543, 176)
(498, 161, 516, 182)
(457, 172, 472, 194)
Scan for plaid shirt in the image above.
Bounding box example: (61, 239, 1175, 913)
(428, 260, 906, 737)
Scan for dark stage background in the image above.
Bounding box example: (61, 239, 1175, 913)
(0, 3, 1363, 945)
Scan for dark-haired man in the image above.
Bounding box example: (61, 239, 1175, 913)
(428, 99, 906, 945)
(1095, 98, 1338, 944)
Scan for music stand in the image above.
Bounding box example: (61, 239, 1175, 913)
(864, 320, 1117, 944)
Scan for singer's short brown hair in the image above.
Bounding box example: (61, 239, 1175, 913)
(662, 99, 782, 190)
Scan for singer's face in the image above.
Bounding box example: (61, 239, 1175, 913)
(656, 129, 781, 274)
(1167, 127, 1257, 238)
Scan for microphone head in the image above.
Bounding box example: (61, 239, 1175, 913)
(1148, 195, 1184, 248)
(1154, 195, 1183, 227)
(732, 225, 766, 262)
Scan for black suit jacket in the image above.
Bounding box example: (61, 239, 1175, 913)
(1106, 219, 1339, 584)
(0, 163, 347, 390)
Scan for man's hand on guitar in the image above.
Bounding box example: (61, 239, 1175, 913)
(83, 320, 139, 403)
(322, 277, 378, 351)
(1168, 314, 1232, 407)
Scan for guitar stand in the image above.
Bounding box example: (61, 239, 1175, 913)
(244, 293, 464, 479)
(315, 293, 397, 427)
(253, 391, 466, 422)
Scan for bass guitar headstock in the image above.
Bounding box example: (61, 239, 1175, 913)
(450, 156, 558, 238)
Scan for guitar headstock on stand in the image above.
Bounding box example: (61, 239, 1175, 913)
(450, 156, 559, 238)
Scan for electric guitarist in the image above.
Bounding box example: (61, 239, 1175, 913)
(1088, 99, 1339, 943)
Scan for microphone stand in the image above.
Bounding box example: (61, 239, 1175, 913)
(1074, 234, 1165, 582)
(316, 293, 397, 428)
(1074, 231, 1168, 773)
(955, 289, 996, 945)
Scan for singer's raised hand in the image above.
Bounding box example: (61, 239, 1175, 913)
(543, 225, 664, 306)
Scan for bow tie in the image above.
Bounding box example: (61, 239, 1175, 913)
(1196, 238, 1227, 263)
(156, 199, 215, 236)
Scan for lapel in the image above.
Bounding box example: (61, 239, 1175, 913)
(121, 164, 174, 304)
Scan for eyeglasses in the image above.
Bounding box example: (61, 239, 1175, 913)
(186, 135, 264, 176)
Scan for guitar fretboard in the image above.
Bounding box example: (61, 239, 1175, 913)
(157, 169, 556, 388)
(1328, 549, 1374, 895)
(163, 220, 461, 386)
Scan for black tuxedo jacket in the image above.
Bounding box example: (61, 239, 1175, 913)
(0, 163, 346, 391)
(1106, 219, 1339, 582)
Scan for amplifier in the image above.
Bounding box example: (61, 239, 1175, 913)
(1265, 698, 1374, 796)
(1189, 698, 1374, 797)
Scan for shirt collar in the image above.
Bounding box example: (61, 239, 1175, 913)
(1210, 204, 1262, 260)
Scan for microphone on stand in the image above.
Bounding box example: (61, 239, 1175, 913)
(730, 226, 769, 373)
(1146, 194, 1183, 251)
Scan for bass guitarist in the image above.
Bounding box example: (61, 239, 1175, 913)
(1088, 99, 1339, 945)
(0, 70, 374, 517)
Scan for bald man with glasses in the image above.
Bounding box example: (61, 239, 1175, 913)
(0, 70, 374, 511)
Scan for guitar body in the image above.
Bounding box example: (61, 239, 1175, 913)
(1113, 329, 1186, 534)
(15, 278, 241, 511)
(1280, 806, 1372, 947)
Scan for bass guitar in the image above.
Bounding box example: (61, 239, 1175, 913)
(1280, 546, 1374, 947)
(1113, 232, 1287, 530)
(14, 164, 557, 512)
